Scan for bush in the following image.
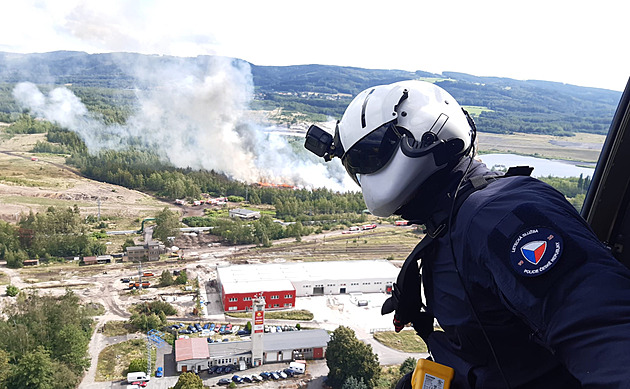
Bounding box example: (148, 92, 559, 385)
(175, 270, 188, 285)
(159, 270, 174, 287)
(6, 284, 19, 297)
(128, 358, 146, 374)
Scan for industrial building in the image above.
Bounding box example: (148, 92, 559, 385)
(175, 337, 210, 373)
(125, 241, 165, 261)
(217, 260, 398, 312)
(228, 208, 261, 220)
(221, 279, 296, 312)
(174, 298, 329, 373)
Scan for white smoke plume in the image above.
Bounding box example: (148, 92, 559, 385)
(12, 56, 355, 192)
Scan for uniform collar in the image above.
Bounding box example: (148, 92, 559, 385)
(395, 158, 493, 227)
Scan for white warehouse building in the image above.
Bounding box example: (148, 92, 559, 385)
(217, 260, 399, 297)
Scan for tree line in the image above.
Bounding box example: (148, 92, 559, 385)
(0, 205, 107, 268)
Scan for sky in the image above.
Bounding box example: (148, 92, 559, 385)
(0, 0, 628, 92)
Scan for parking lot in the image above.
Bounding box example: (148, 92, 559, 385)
(80, 292, 425, 389)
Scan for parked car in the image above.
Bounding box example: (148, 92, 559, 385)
(217, 378, 231, 385)
(130, 382, 148, 387)
(242, 376, 252, 383)
(155, 366, 163, 378)
(270, 372, 280, 380)
(260, 372, 271, 380)
(283, 368, 295, 377)
(251, 374, 263, 382)
(231, 375, 243, 383)
(278, 371, 288, 379)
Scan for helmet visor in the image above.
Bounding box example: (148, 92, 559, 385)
(341, 121, 401, 185)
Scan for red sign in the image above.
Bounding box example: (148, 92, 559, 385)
(254, 310, 264, 333)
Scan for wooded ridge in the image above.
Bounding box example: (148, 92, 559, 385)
(0, 51, 622, 136)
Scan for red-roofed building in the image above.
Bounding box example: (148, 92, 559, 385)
(175, 337, 210, 373)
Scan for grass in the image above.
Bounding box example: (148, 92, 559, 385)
(0, 195, 92, 208)
(377, 365, 406, 388)
(373, 330, 428, 353)
(462, 105, 494, 117)
(96, 339, 156, 381)
(84, 302, 106, 316)
(477, 132, 605, 163)
(230, 227, 423, 263)
(0, 175, 50, 187)
(417, 76, 456, 84)
(226, 309, 313, 321)
(102, 321, 137, 337)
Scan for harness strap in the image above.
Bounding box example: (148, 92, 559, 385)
(381, 166, 533, 337)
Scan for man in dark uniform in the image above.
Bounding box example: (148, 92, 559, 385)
(304, 80, 630, 388)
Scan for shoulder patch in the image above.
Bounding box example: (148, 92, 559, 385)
(509, 227, 562, 277)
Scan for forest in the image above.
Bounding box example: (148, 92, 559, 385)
(0, 291, 97, 389)
(0, 205, 108, 268)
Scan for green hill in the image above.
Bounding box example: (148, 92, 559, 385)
(0, 51, 623, 136)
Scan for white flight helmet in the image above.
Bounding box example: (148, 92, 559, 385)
(337, 80, 474, 217)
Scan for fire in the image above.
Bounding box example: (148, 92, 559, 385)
(255, 182, 297, 190)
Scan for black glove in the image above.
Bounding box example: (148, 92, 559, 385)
(395, 372, 413, 389)
(410, 311, 434, 342)
(382, 239, 435, 342)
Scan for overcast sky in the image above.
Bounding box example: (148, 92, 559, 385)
(1, 0, 628, 91)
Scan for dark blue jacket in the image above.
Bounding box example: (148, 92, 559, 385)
(420, 161, 630, 388)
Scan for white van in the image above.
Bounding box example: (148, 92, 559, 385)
(289, 362, 305, 374)
(127, 371, 149, 383)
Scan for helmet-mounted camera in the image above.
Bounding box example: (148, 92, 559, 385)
(304, 123, 343, 161)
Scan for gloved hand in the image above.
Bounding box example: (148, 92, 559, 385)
(410, 311, 434, 343)
(382, 256, 434, 343)
(395, 372, 413, 389)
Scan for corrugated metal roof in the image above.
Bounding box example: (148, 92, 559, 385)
(175, 337, 210, 362)
(222, 279, 295, 295)
(263, 329, 330, 351)
(206, 329, 330, 356)
(218, 260, 399, 286)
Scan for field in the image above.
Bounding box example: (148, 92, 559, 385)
(477, 132, 605, 162)
(0, 132, 174, 230)
(229, 226, 423, 263)
(373, 330, 428, 353)
(96, 339, 156, 381)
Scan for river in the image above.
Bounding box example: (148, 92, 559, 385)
(478, 153, 596, 178)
